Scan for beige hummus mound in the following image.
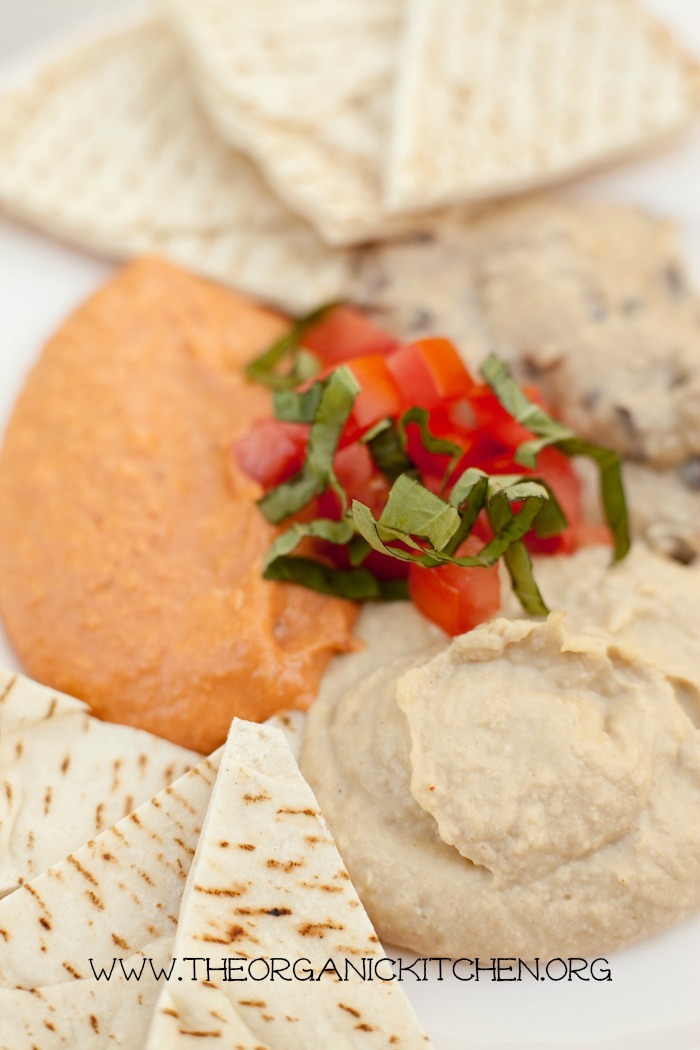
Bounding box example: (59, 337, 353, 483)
(300, 613, 700, 958)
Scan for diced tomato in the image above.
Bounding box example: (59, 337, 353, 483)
(316, 444, 392, 520)
(387, 338, 475, 410)
(408, 535, 500, 636)
(231, 418, 308, 488)
(402, 421, 456, 484)
(302, 306, 398, 365)
(530, 447, 582, 527)
(346, 355, 403, 433)
(469, 384, 537, 451)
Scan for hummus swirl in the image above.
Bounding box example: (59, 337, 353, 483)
(301, 614, 700, 957)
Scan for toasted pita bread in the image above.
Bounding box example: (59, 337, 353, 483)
(0, 750, 220, 1047)
(0, 21, 355, 311)
(0, 940, 173, 1049)
(0, 754, 219, 989)
(163, 0, 435, 246)
(0, 667, 198, 898)
(387, 0, 700, 212)
(146, 719, 431, 1048)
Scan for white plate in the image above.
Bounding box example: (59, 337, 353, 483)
(0, 3, 699, 1047)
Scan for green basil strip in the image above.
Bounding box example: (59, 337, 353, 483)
(258, 367, 360, 524)
(273, 383, 323, 424)
(245, 302, 338, 390)
(445, 468, 489, 554)
(481, 354, 630, 562)
(398, 407, 463, 473)
(262, 517, 406, 599)
(486, 486, 549, 616)
(363, 419, 414, 481)
(377, 474, 460, 552)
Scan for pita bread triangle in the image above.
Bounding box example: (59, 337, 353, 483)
(0, 20, 355, 312)
(0, 940, 174, 1049)
(145, 718, 431, 1049)
(0, 666, 198, 897)
(0, 750, 220, 1046)
(162, 0, 443, 246)
(386, 0, 700, 212)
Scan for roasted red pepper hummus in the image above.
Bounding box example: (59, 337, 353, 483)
(0, 258, 356, 752)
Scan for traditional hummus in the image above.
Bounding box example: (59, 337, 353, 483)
(301, 612, 700, 957)
(0, 258, 356, 753)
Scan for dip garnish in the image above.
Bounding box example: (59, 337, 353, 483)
(235, 307, 629, 634)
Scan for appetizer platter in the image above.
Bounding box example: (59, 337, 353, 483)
(0, 1, 699, 1047)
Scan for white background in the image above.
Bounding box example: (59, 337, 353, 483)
(0, 3, 699, 1047)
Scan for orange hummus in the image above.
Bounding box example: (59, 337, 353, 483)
(0, 258, 356, 753)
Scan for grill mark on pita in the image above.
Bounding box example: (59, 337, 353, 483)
(43, 1020, 56, 1032)
(238, 842, 256, 851)
(174, 837, 196, 857)
(95, 802, 106, 831)
(339, 1003, 361, 1018)
(123, 794, 134, 817)
(162, 1008, 179, 1019)
(0, 928, 9, 941)
(266, 857, 303, 872)
(3, 781, 12, 805)
(129, 811, 142, 827)
(15, 740, 23, 759)
(298, 920, 345, 938)
(166, 785, 197, 814)
(101, 851, 114, 862)
(112, 933, 130, 951)
(137, 867, 155, 886)
(299, 880, 343, 893)
(44, 786, 53, 815)
(60, 753, 71, 775)
(111, 827, 129, 845)
(138, 753, 148, 773)
(239, 1000, 266, 1008)
(90, 1015, 100, 1034)
(47, 698, 58, 719)
(111, 758, 123, 791)
(195, 884, 245, 898)
(62, 962, 82, 979)
(233, 906, 284, 917)
(67, 854, 98, 886)
(22, 882, 50, 916)
(285, 1015, 299, 1023)
(356, 1022, 376, 1032)
(243, 792, 270, 803)
(178, 1029, 222, 1038)
(152, 796, 162, 809)
(276, 807, 319, 817)
(0, 674, 17, 704)
(39, 917, 52, 930)
(304, 835, 321, 845)
(167, 913, 179, 924)
(86, 890, 105, 910)
(199, 922, 248, 945)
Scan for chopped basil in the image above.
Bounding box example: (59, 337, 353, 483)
(398, 407, 462, 476)
(245, 302, 337, 390)
(258, 367, 359, 524)
(262, 517, 407, 599)
(481, 354, 630, 561)
(362, 419, 414, 481)
(242, 321, 630, 616)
